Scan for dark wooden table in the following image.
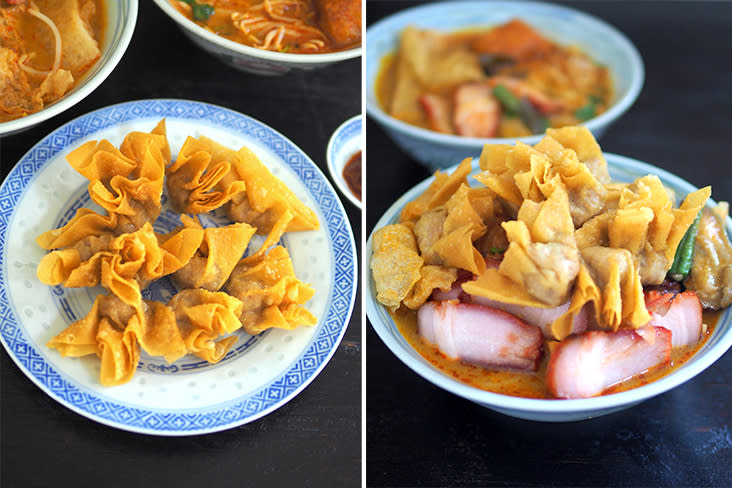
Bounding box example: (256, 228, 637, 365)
(366, 1, 732, 487)
(0, 2, 361, 487)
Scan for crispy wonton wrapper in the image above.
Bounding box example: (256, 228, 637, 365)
(37, 222, 204, 307)
(172, 215, 257, 291)
(224, 145, 319, 236)
(227, 245, 317, 335)
(166, 135, 247, 214)
(47, 294, 187, 386)
(463, 186, 579, 307)
(168, 289, 244, 363)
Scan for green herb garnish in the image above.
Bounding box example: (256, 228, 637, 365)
(489, 247, 506, 255)
(180, 0, 214, 22)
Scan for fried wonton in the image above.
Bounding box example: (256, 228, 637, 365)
(167, 289, 244, 363)
(224, 146, 319, 236)
(475, 127, 608, 226)
(226, 245, 317, 335)
(172, 215, 257, 291)
(400, 157, 473, 225)
(37, 222, 203, 307)
(35, 120, 171, 250)
(463, 186, 579, 307)
(166, 135, 247, 214)
(47, 293, 187, 386)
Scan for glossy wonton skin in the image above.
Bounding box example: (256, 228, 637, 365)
(222, 145, 319, 236)
(47, 293, 186, 387)
(36, 120, 171, 250)
(37, 221, 204, 308)
(166, 135, 246, 214)
(172, 215, 256, 291)
(226, 245, 317, 335)
(167, 288, 244, 363)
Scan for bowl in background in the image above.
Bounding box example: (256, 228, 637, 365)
(327, 114, 362, 208)
(366, 1, 644, 169)
(0, 0, 138, 138)
(151, 0, 361, 75)
(366, 153, 732, 422)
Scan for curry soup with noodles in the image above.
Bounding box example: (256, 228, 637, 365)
(170, 0, 361, 54)
(376, 20, 613, 138)
(0, 0, 106, 122)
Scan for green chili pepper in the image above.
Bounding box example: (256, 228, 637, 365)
(493, 84, 522, 116)
(575, 95, 600, 121)
(180, 0, 214, 22)
(668, 208, 703, 281)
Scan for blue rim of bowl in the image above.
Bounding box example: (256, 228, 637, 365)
(366, 153, 732, 418)
(365, 0, 645, 148)
(0, 99, 358, 435)
(327, 114, 362, 208)
(0, 0, 139, 136)
(151, 0, 360, 64)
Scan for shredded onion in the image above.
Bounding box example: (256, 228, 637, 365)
(25, 2, 62, 73)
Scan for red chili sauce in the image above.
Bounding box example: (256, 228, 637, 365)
(343, 150, 362, 200)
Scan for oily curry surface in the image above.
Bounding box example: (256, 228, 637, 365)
(391, 307, 717, 399)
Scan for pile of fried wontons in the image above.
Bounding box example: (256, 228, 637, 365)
(37, 120, 319, 386)
(371, 126, 711, 340)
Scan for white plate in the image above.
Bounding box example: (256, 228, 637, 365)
(366, 154, 732, 422)
(327, 114, 362, 208)
(0, 99, 357, 435)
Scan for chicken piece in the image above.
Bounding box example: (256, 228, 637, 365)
(453, 82, 501, 138)
(645, 289, 703, 347)
(684, 205, 732, 309)
(314, 0, 361, 48)
(417, 301, 543, 371)
(546, 326, 672, 399)
(418, 93, 453, 134)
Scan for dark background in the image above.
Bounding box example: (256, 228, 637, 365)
(0, 2, 361, 487)
(367, 1, 732, 487)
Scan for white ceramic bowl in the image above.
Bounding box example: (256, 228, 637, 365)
(366, 154, 732, 422)
(327, 114, 362, 208)
(366, 1, 645, 170)
(152, 0, 361, 75)
(0, 0, 138, 137)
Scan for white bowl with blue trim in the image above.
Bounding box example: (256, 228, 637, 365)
(366, 154, 732, 422)
(366, 1, 645, 170)
(0, 0, 138, 137)
(151, 0, 360, 75)
(327, 114, 362, 208)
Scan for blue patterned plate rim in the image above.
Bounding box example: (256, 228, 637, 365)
(0, 99, 358, 435)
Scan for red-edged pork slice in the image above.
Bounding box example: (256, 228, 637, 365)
(546, 326, 672, 399)
(453, 83, 501, 138)
(645, 290, 703, 347)
(419, 93, 453, 134)
(417, 301, 543, 371)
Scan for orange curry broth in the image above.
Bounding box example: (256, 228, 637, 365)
(169, 0, 360, 53)
(391, 307, 719, 399)
(375, 26, 613, 137)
